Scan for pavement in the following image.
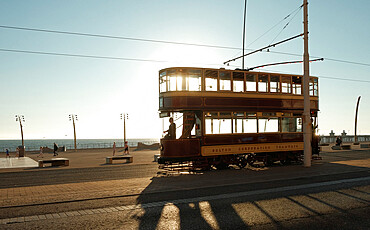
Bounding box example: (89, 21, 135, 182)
(0, 145, 369, 229)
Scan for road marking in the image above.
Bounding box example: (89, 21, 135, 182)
(1, 176, 369, 225)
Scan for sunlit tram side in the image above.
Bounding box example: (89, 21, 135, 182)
(158, 67, 319, 169)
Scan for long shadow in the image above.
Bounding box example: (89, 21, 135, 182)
(134, 150, 370, 229)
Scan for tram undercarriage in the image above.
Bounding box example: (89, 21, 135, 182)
(158, 151, 304, 171)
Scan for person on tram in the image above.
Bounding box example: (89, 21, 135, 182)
(164, 117, 176, 139)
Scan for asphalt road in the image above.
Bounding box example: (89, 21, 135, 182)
(0, 149, 369, 229)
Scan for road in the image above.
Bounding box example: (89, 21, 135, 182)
(0, 150, 369, 229)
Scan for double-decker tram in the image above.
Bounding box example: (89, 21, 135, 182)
(158, 67, 319, 169)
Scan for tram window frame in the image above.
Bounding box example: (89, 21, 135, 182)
(232, 72, 245, 92)
(177, 69, 188, 91)
(205, 70, 218, 91)
(310, 77, 318, 96)
(281, 76, 292, 94)
(219, 71, 231, 91)
(258, 74, 269, 93)
(233, 112, 245, 133)
(167, 69, 177, 91)
(246, 73, 257, 92)
(258, 117, 279, 133)
(159, 71, 167, 93)
(270, 75, 280, 93)
(243, 113, 258, 133)
(281, 116, 303, 132)
(188, 69, 202, 91)
(292, 76, 302, 95)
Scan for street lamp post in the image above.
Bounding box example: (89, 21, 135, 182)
(15, 115, 25, 146)
(69, 114, 78, 151)
(354, 96, 361, 143)
(120, 113, 129, 144)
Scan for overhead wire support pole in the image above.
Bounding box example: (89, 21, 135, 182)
(224, 33, 304, 65)
(303, 0, 312, 167)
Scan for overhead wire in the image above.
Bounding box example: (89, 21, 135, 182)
(268, 4, 303, 45)
(0, 47, 368, 84)
(0, 24, 369, 67)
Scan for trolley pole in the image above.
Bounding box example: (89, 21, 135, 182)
(15, 115, 25, 146)
(69, 114, 78, 151)
(354, 96, 361, 143)
(242, 0, 247, 69)
(303, 0, 312, 167)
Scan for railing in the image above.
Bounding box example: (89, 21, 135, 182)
(1, 140, 159, 152)
(320, 135, 370, 144)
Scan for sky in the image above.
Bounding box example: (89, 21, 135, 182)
(0, 0, 369, 140)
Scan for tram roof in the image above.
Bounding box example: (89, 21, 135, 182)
(159, 67, 318, 79)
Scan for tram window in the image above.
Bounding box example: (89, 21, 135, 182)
(160, 71, 167, 93)
(188, 70, 202, 91)
(258, 74, 268, 92)
(309, 79, 314, 96)
(233, 72, 244, 92)
(205, 70, 218, 91)
(168, 69, 177, 91)
(205, 112, 217, 134)
(243, 118, 257, 133)
(281, 117, 302, 132)
(246, 74, 256, 92)
(176, 75, 187, 91)
(233, 112, 245, 133)
(258, 118, 279, 133)
(292, 76, 302, 95)
(281, 76, 291, 94)
(270, 75, 280, 93)
(220, 71, 231, 91)
(219, 113, 232, 133)
(310, 78, 318, 96)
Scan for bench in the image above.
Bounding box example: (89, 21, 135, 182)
(341, 145, 351, 150)
(331, 146, 341, 150)
(106, 155, 133, 164)
(39, 158, 69, 167)
(360, 144, 370, 148)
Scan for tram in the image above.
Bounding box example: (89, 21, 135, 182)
(158, 67, 319, 169)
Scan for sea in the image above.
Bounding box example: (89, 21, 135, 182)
(0, 138, 159, 152)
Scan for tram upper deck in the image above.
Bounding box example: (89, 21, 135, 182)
(159, 67, 319, 112)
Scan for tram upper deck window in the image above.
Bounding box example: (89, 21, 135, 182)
(292, 76, 302, 95)
(167, 69, 177, 91)
(233, 72, 244, 92)
(270, 75, 280, 93)
(160, 71, 167, 93)
(246, 74, 256, 92)
(258, 74, 268, 92)
(205, 70, 218, 91)
(219, 71, 231, 91)
(281, 76, 291, 94)
(188, 69, 202, 91)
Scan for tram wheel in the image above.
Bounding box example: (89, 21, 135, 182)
(246, 153, 257, 167)
(237, 155, 248, 169)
